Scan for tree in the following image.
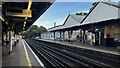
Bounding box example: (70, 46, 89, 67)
(92, 2, 97, 6)
(37, 26, 47, 36)
(89, 2, 97, 11)
(76, 12, 88, 15)
(27, 25, 39, 38)
(29, 25, 38, 32)
(23, 25, 47, 38)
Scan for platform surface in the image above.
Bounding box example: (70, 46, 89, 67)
(2, 39, 41, 67)
(0, 47, 2, 68)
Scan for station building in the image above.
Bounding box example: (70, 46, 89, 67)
(41, 14, 86, 40)
(41, 1, 120, 47)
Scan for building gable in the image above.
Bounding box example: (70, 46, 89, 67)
(63, 15, 81, 28)
(82, 2, 119, 25)
(63, 15, 85, 29)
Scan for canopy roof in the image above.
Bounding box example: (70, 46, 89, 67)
(2, 2, 54, 34)
(81, 1, 120, 25)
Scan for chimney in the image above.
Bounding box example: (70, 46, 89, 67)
(54, 22, 56, 27)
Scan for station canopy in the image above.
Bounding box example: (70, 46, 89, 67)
(2, 2, 54, 34)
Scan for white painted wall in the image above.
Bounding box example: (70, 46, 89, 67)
(55, 31, 60, 39)
(71, 30, 80, 40)
(87, 32, 92, 41)
(63, 15, 81, 28)
(64, 31, 69, 40)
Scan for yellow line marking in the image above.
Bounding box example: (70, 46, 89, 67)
(22, 40, 32, 68)
(24, 40, 45, 67)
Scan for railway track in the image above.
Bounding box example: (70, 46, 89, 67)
(25, 39, 120, 68)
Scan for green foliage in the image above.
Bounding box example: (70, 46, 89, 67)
(23, 25, 47, 38)
(92, 2, 97, 6)
(76, 12, 88, 15)
(89, 2, 97, 11)
(37, 26, 47, 36)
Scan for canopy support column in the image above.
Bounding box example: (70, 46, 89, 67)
(53, 31, 55, 41)
(62, 31, 65, 40)
(8, 30, 13, 54)
(82, 30, 85, 43)
(60, 31, 62, 40)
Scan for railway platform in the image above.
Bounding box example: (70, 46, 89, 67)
(37, 39, 120, 56)
(2, 39, 43, 68)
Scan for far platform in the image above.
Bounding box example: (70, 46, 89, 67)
(37, 39, 120, 56)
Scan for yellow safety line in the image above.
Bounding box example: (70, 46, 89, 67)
(23, 40, 32, 68)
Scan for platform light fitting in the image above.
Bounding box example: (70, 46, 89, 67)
(0, 15, 4, 21)
(5, 22, 8, 25)
(24, 21, 26, 27)
(25, 17, 27, 20)
(95, 29, 98, 31)
(25, 1, 32, 20)
(23, 1, 32, 30)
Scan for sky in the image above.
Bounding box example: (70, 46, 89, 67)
(55, 0, 120, 2)
(33, 2, 93, 29)
(33, 0, 120, 29)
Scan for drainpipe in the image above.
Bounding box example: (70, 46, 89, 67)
(53, 31, 55, 41)
(60, 31, 61, 40)
(99, 32, 101, 45)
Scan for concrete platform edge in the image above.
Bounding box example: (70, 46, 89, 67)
(23, 40, 45, 68)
